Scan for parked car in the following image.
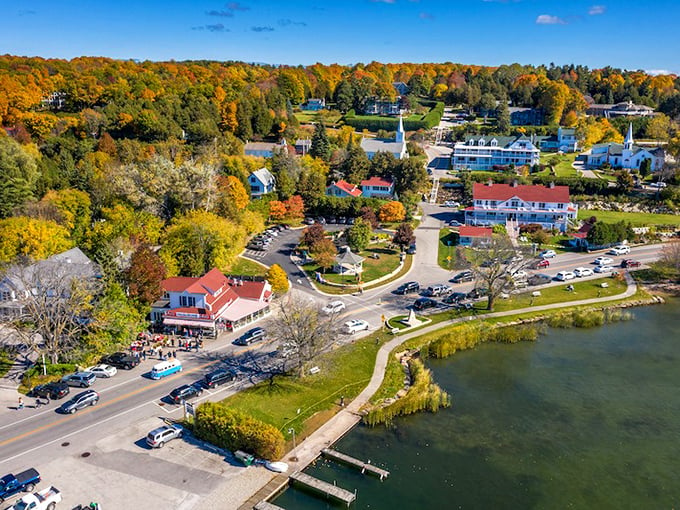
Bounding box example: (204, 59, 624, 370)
(539, 250, 557, 259)
(347, 217, 355, 225)
(511, 270, 528, 281)
(204, 368, 235, 389)
(621, 259, 641, 268)
(649, 181, 667, 189)
(424, 284, 451, 297)
(169, 384, 203, 404)
(8, 486, 61, 510)
(450, 270, 474, 283)
(406, 243, 417, 255)
(146, 423, 183, 448)
(443, 200, 460, 208)
(86, 364, 117, 378)
(608, 245, 630, 255)
(574, 267, 593, 277)
(442, 292, 467, 304)
(322, 300, 346, 314)
(278, 224, 290, 230)
(60, 390, 99, 414)
(343, 319, 370, 334)
(233, 327, 267, 346)
(0, 468, 41, 503)
(327, 216, 337, 224)
(315, 217, 326, 225)
(413, 297, 438, 311)
(31, 381, 69, 400)
(555, 271, 576, 281)
(337, 217, 347, 224)
(594, 265, 615, 274)
(61, 372, 97, 388)
(101, 352, 140, 370)
(466, 287, 489, 300)
(395, 281, 420, 295)
(448, 220, 463, 227)
(594, 256, 614, 266)
(303, 217, 315, 225)
(531, 258, 550, 269)
(528, 274, 552, 286)
(247, 244, 266, 252)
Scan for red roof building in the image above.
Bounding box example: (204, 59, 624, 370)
(458, 226, 493, 247)
(326, 180, 362, 198)
(151, 268, 273, 335)
(361, 176, 396, 199)
(464, 181, 578, 233)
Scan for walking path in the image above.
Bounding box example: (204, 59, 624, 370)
(240, 272, 642, 508)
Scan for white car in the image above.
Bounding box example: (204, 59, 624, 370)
(343, 319, 369, 334)
(608, 245, 630, 256)
(443, 200, 460, 208)
(555, 271, 575, 281)
(86, 364, 118, 378)
(322, 300, 346, 314)
(594, 265, 615, 274)
(574, 267, 593, 277)
(649, 181, 667, 189)
(511, 270, 528, 280)
(539, 250, 557, 259)
(594, 256, 614, 266)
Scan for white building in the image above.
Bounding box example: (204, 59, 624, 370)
(586, 123, 665, 171)
(248, 167, 276, 198)
(451, 135, 540, 171)
(360, 115, 408, 160)
(537, 127, 579, 153)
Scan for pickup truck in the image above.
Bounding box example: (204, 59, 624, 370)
(0, 468, 41, 503)
(9, 486, 61, 510)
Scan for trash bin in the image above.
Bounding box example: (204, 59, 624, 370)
(235, 450, 255, 466)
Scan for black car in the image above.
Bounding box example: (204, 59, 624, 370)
(278, 224, 291, 230)
(101, 352, 140, 370)
(316, 217, 326, 225)
(32, 381, 70, 400)
(450, 270, 474, 284)
(204, 368, 236, 389)
(327, 216, 337, 224)
(467, 287, 489, 300)
(347, 217, 355, 225)
(61, 390, 99, 414)
(337, 217, 347, 224)
(233, 327, 267, 346)
(303, 217, 315, 225)
(443, 292, 467, 304)
(395, 281, 420, 295)
(413, 297, 438, 311)
(528, 274, 552, 286)
(169, 384, 203, 404)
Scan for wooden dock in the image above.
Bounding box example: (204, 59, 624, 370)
(322, 448, 390, 480)
(289, 471, 356, 507)
(254, 502, 286, 510)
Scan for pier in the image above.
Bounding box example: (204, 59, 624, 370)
(321, 448, 390, 480)
(289, 471, 356, 506)
(254, 502, 286, 510)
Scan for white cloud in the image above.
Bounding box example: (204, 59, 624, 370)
(588, 5, 606, 15)
(536, 14, 567, 25)
(646, 69, 672, 76)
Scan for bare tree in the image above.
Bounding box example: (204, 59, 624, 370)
(467, 234, 533, 310)
(652, 240, 680, 280)
(266, 293, 337, 377)
(2, 259, 101, 363)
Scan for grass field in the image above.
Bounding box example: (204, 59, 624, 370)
(294, 110, 343, 126)
(304, 245, 400, 285)
(229, 256, 268, 276)
(577, 209, 680, 226)
(438, 228, 460, 270)
(537, 152, 578, 177)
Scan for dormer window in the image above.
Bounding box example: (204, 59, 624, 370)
(490, 139, 497, 147)
(478, 139, 485, 146)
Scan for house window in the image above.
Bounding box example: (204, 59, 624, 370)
(180, 296, 196, 307)
(1, 290, 11, 301)
(539, 203, 546, 209)
(511, 200, 519, 207)
(490, 201, 497, 206)
(557, 203, 564, 209)
(250, 185, 260, 193)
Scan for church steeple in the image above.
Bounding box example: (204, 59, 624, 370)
(395, 114, 405, 143)
(624, 122, 634, 151)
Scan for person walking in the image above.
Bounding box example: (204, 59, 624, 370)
(17, 396, 24, 410)
(158, 349, 163, 360)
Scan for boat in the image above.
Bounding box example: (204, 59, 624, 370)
(265, 461, 289, 473)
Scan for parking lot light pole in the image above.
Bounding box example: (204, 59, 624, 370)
(288, 428, 298, 462)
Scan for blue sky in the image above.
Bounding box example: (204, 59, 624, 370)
(1, 0, 677, 73)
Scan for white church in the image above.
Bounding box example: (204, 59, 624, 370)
(586, 123, 665, 171)
(360, 115, 408, 160)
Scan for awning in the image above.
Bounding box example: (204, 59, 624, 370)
(163, 317, 215, 328)
(219, 299, 269, 322)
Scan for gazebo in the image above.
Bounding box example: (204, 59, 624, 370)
(333, 246, 365, 275)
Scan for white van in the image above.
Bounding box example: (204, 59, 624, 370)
(150, 359, 183, 380)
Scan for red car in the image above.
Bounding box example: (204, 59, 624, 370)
(533, 259, 550, 269)
(621, 259, 641, 268)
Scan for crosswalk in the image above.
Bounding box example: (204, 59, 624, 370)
(244, 249, 267, 259)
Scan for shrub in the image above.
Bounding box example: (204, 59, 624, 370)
(193, 402, 285, 460)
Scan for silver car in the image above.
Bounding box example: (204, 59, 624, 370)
(146, 423, 183, 448)
(61, 390, 99, 414)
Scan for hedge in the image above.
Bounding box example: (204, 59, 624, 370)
(343, 102, 444, 132)
(193, 402, 285, 460)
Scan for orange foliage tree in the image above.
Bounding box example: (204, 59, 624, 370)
(378, 201, 406, 223)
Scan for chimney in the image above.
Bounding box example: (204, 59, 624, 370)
(486, 179, 493, 187)
(511, 180, 518, 187)
(549, 182, 555, 189)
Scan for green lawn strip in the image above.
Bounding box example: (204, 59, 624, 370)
(221, 335, 383, 435)
(230, 256, 268, 276)
(577, 209, 680, 227)
(437, 228, 460, 270)
(536, 152, 578, 177)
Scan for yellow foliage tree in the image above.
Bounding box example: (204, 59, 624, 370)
(0, 216, 73, 263)
(378, 201, 406, 223)
(265, 263, 289, 295)
(269, 200, 287, 221)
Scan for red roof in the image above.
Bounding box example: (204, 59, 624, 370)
(331, 180, 362, 197)
(459, 226, 493, 238)
(473, 183, 570, 203)
(162, 269, 270, 306)
(361, 176, 394, 188)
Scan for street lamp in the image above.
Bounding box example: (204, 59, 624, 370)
(288, 428, 298, 462)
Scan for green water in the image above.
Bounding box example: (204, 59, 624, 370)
(273, 302, 680, 509)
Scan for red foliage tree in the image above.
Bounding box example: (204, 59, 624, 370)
(125, 246, 167, 308)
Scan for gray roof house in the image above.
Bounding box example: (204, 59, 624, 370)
(248, 167, 276, 199)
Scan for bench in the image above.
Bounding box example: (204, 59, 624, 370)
(600, 282, 609, 288)
(309, 366, 321, 375)
(532, 291, 541, 297)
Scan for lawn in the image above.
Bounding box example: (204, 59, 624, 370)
(577, 209, 680, 227)
(294, 110, 343, 126)
(0, 349, 13, 379)
(229, 256, 268, 277)
(303, 245, 401, 286)
(438, 228, 461, 270)
(537, 152, 578, 177)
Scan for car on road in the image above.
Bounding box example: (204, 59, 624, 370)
(594, 265, 615, 274)
(0, 468, 41, 503)
(204, 368, 236, 389)
(322, 300, 346, 314)
(233, 327, 267, 346)
(528, 274, 552, 286)
(146, 423, 183, 448)
(621, 259, 641, 268)
(442, 292, 467, 304)
(86, 364, 118, 378)
(511, 270, 528, 281)
(649, 181, 667, 189)
(60, 390, 99, 414)
(413, 297, 438, 311)
(101, 352, 140, 370)
(395, 281, 420, 295)
(61, 371, 97, 388)
(555, 271, 576, 281)
(531, 258, 551, 269)
(169, 384, 203, 404)
(448, 220, 463, 227)
(424, 284, 451, 297)
(594, 256, 614, 266)
(574, 267, 593, 277)
(303, 217, 315, 225)
(608, 245, 630, 256)
(31, 381, 69, 400)
(450, 270, 474, 283)
(539, 250, 557, 259)
(443, 200, 460, 208)
(343, 319, 370, 334)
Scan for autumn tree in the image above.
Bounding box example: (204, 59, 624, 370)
(310, 237, 337, 272)
(218, 175, 249, 212)
(39, 188, 92, 246)
(265, 264, 290, 295)
(269, 200, 287, 221)
(124, 246, 167, 309)
(284, 195, 305, 220)
(393, 222, 415, 250)
(379, 201, 406, 223)
(346, 217, 372, 252)
(359, 206, 379, 229)
(300, 223, 326, 247)
(0, 216, 73, 263)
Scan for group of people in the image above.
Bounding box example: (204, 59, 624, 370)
(130, 331, 206, 362)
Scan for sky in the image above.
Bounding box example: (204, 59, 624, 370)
(1, 0, 678, 73)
